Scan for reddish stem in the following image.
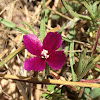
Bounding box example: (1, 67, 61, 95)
(80, 79, 100, 83)
(91, 26, 100, 55)
(95, 64, 100, 69)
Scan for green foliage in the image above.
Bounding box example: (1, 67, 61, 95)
(89, 88, 100, 99)
(61, 6, 67, 14)
(76, 50, 97, 81)
(59, 23, 65, 34)
(41, 93, 48, 98)
(47, 85, 55, 92)
(41, 85, 55, 99)
(83, 1, 100, 20)
(69, 2, 82, 12)
(68, 18, 76, 40)
(83, 1, 100, 34)
(81, 82, 100, 99)
(52, 14, 60, 20)
(61, 0, 91, 20)
(40, 0, 46, 42)
(70, 41, 77, 81)
(0, 17, 16, 28)
(61, 36, 72, 42)
(81, 87, 91, 100)
(68, 18, 77, 81)
(0, 17, 28, 34)
(21, 22, 36, 35)
(41, 86, 66, 100)
(77, 49, 88, 75)
(61, 0, 100, 36)
(45, 9, 50, 23)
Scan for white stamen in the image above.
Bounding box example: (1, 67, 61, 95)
(41, 49, 49, 59)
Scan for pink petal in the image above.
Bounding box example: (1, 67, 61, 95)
(46, 51, 66, 70)
(23, 33, 42, 56)
(24, 57, 45, 71)
(43, 32, 62, 53)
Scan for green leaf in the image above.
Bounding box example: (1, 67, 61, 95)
(45, 9, 50, 15)
(92, 1, 100, 14)
(54, 87, 61, 94)
(84, 87, 91, 98)
(59, 23, 65, 34)
(69, 42, 77, 81)
(77, 49, 88, 75)
(81, 87, 91, 100)
(55, 88, 61, 93)
(90, 88, 100, 99)
(16, 27, 28, 34)
(95, 67, 100, 72)
(61, 35, 72, 42)
(0, 46, 25, 67)
(68, 18, 76, 40)
(21, 22, 36, 35)
(40, 0, 45, 42)
(52, 14, 60, 20)
(61, 0, 78, 17)
(77, 54, 97, 81)
(45, 9, 50, 23)
(93, 55, 100, 64)
(47, 85, 55, 92)
(41, 93, 48, 98)
(82, 1, 95, 19)
(0, 17, 29, 34)
(61, 6, 67, 14)
(68, 18, 77, 81)
(61, 0, 91, 20)
(64, 44, 70, 57)
(0, 17, 16, 28)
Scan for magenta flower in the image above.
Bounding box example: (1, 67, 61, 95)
(23, 32, 66, 71)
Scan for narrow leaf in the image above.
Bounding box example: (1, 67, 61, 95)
(40, 0, 45, 42)
(69, 42, 77, 81)
(77, 55, 97, 81)
(21, 22, 36, 35)
(0, 17, 28, 34)
(92, 1, 100, 14)
(69, 18, 77, 81)
(77, 49, 88, 75)
(16, 27, 28, 34)
(82, 1, 95, 19)
(0, 17, 16, 28)
(0, 46, 25, 67)
(61, 0, 91, 20)
(61, 35, 72, 42)
(59, 23, 65, 34)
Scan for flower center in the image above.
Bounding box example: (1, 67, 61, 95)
(41, 49, 49, 59)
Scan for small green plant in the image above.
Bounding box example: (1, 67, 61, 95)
(41, 85, 66, 100)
